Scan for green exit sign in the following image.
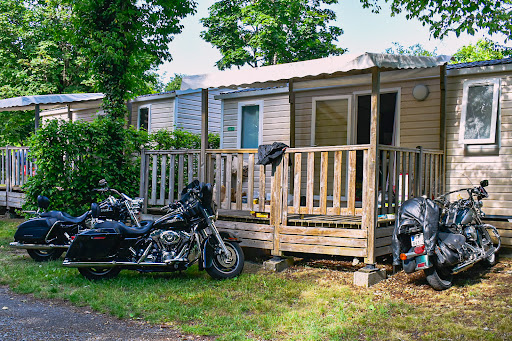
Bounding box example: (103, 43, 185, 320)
(227, 127, 235, 131)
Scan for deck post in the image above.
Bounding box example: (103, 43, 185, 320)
(200, 88, 209, 182)
(289, 79, 295, 148)
(270, 157, 284, 256)
(67, 104, 72, 122)
(5, 146, 11, 210)
(364, 66, 380, 264)
(416, 146, 424, 196)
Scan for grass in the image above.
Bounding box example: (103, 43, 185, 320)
(1, 218, 511, 340)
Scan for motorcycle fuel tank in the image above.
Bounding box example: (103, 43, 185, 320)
(14, 218, 55, 243)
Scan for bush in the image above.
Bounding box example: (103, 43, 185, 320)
(22, 119, 220, 215)
(150, 129, 220, 150)
(23, 117, 149, 215)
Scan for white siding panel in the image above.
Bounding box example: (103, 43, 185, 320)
(445, 70, 512, 217)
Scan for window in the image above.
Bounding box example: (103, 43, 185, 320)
(238, 102, 262, 148)
(459, 78, 500, 144)
(137, 105, 151, 131)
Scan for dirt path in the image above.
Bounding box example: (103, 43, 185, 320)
(0, 286, 211, 341)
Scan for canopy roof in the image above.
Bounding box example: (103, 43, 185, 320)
(181, 52, 451, 90)
(0, 93, 104, 112)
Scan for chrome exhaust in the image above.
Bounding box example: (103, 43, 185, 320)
(62, 260, 175, 268)
(9, 242, 69, 250)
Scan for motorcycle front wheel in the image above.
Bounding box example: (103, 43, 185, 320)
(425, 265, 453, 291)
(78, 267, 121, 280)
(27, 249, 64, 262)
(206, 241, 244, 279)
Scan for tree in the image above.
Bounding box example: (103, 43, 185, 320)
(0, 0, 94, 145)
(360, 0, 512, 39)
(69, 0, 196, 119)
(165, 74, 183, 91)
(451, 39, 512, 64)
(384, 42, 437, 56)
(201, 0, 344, 70)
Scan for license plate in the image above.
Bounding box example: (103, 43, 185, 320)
(411, 233, 424, 247)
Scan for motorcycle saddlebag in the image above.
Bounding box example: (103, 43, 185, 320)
(435, 232, 466, 267)
(14, 218, 55, 243)
(65, 227, 121, 261)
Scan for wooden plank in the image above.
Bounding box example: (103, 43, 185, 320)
(188, 153, 194, 182)
(248, 153, 255, 211)
(150, 154, 157, 205)
(394, 151, 400, 214)
(238, 239, 273, 250)
(279, 243, 366, 257)
(375, 245, 392, 257)
(217, 229, 274, 242)
(306, 152, 314, 214)
(375, 226, 394, 238)
(293, 153, 302, 214)
(225, 154, 232, 209)
(380, 150, 388, 215)
(215, 154, 222, 207)
(143, 154, 149, 213)
(139, 148, 147, 199)
(168, 154, 176, 204)
(387, 150, 395, 214)
(272, 160, 283, 255)
(347, 150, 356, 215)
(216, 220, 274, 233)
(281, 225, 367, 238)
(319, 151, 328, 214)
(332, 151, 342, 215)
(157, 154, 167, 206)
(281, 153, 290, 225)
(178, 154, 184, 196)
(236, 153, 243, 210)
(375, 236, 392, 248)
(401, 152, 407, 202)
(259, 164, 265, 212)
(408, 152, 414, 198)
(279, 234, 367, 248)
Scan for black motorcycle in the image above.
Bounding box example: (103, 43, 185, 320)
(393, 180, 501, 290)
(10, 180, 144, 262)
(62, 180, 244, 280)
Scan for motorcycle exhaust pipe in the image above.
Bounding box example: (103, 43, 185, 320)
(62, 260, 174, 268)
(9, 242, 69, 250)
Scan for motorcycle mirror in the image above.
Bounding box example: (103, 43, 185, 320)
(91, 203, 101, 218)
(98, 179, 107, 186)
(37, 195, 50, 210)
(480, 180, 489, 188)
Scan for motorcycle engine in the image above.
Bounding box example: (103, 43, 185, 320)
(150, 229, 191, 263)
(463, 226, 477, 242)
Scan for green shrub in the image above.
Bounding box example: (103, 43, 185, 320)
(23, 117, 149, 215)
(22, 119, 220, 215)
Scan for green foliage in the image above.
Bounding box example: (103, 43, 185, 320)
(360, 0, 512, 39)
(384, 42, 437, 57)
(22, 117, 149, 215)
(451, 39, 512, 64)
(22, 118, 218, 215)
(201, 0, 345, 70)
(165, 74, 184, 91)
(69, 0, 196, 119)
(0, 0, 94, 146)
(150, 129, 220, 150)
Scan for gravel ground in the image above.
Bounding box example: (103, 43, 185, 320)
(0, 286, 212, 341)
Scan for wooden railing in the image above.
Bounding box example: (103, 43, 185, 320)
(140, 145, 444, 220)
(378, 146, 444, 216)
(0, 146, 35, 191)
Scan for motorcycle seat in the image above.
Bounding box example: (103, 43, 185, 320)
(40, 210, 90, 224)
(95, 220, 154, 236)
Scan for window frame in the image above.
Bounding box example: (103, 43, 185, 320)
(459, 78, 500, 145)
(137, 104, 152, 131)
(311, 95, 352, 146)
(237, 100, 263, 149)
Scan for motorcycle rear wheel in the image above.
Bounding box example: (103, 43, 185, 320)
(27, 249, 64, 262)
(425, 266, 453, 291)
(206, 241, 244, 279)
(78, 267, 121, 281)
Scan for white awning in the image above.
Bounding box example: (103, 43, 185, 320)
(0, 93, 104, 111)
(181, 52, 451, 90)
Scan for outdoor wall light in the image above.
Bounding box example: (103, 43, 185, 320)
(412, 84, 429, 101)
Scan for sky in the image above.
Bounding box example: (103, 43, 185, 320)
(157, 0, 510, 83)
